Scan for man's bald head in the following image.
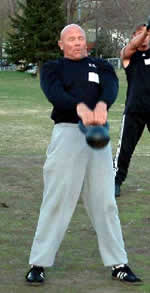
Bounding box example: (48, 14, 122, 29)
(58, 24, 88, 60)
(60, 24, 86, 41)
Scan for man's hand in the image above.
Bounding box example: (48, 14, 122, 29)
(76, 103, 95, 125)
(93, 101, 107, 125)
(76, 101, 107, 125)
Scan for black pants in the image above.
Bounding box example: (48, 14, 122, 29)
(113, 112, 150, 184)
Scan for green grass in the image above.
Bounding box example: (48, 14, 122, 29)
(0, 70, 150, 293)
(0, 71, 53, 155)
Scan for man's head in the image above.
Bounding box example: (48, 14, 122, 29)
(58, 24, 88, 60)
(132, 24, 150, 51)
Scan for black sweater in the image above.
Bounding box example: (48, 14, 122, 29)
(40, 56, 119, 123)
(124, 49, 150, 113)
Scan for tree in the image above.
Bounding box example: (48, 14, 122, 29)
(63, 0, 150, 49)
(5, 0, 65, 68)
(0, 0, 23, 58)
(63, 0, 77, 24)
(4, 0, 150, 63)
(90, 28, 126, 58)
(63, 0, 93, 25)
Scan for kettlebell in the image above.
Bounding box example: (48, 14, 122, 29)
(78, 120, 110, 149)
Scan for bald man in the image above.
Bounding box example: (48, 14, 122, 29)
(25, 24, 141, 285)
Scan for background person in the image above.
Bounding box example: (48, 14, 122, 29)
(114, 23, 150, 197)
(25, 24, 141, 285)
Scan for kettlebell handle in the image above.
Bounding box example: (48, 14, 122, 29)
(78, 120, 109, 134)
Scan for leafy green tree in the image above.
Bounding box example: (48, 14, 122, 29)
(5, 0, 65, 68)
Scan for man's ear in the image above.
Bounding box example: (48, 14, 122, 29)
(58, 40, 63, 51)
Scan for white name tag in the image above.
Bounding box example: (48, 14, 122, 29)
(88, 72, 100, 84)
(144, 58, 150, 65)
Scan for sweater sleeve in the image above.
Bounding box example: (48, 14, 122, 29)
(40, 60, 83, 111)
(97, 60, 119, 109)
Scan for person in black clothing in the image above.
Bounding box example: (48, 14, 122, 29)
(114, 23, 150, 197)
(25, 24, 141, 285)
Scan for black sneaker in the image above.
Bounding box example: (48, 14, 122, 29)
(25, 266, 45, 285)
(115, 183, 121, 197)
(112, 264, 142, 284)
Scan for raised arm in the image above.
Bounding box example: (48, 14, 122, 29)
(121, 26, 150, 67)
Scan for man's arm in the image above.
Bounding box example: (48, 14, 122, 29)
(121, 27, 150, 66)
(98, 61, 119, 110)
(76, 101, 107, 126)
(40, 60, 83, 111)
(77, 61, 118, 126)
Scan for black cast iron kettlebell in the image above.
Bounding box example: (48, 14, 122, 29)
(78, 120, 110, 149)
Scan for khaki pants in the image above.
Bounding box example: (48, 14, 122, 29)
(29, 123, 128, 267)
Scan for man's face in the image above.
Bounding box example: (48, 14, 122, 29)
(58, 26, 87, 60)
(133, 26, 150, 51)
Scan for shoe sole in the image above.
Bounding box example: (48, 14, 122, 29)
(112, 276, 142, 286)
(26, 280, 44, 286)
